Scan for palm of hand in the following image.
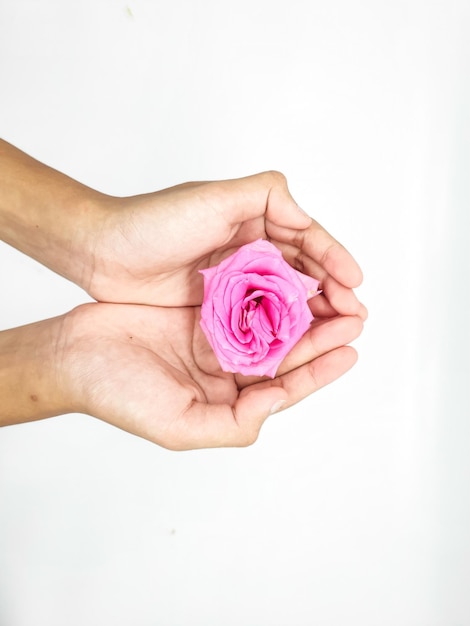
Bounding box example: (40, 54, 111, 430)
(91, 182, 265, 306)
(60, 303, 282, 449)
(70, 175, 364, 450)
(59, 300, 361, 449)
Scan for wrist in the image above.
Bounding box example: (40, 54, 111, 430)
(0, 316, 74, 426)
(0, 139, 110, 292)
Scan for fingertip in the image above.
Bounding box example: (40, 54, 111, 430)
(292, 204, 314, 228)
(321, 276, 364, 318)
(231, 386, 287, 446)
(303, 222, 362, 289)
(340, 345, 359, 369)
(351, 264, 364, 289)
(348, 296, 368, 322)
(264, 171, 312, 229)
(309, 344, 358, 386)
(269, 399, 287, 414)
(348, 314, 365, 340)
(346, 293, 367, 322)
(238, 386, 288, 420)
(333, 249, 363, 289)
(358, 302, 368, 321)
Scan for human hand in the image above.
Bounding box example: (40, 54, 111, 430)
(0, 143, 364, 318)
(54, 301, 363, 449)
(0, 143, 365, 445)
(89, 172, 366, 318)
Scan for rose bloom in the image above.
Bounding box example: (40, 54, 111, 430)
(199, 239, 320, 378)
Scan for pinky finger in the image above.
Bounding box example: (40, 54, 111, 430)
(253, 345, 358, 412)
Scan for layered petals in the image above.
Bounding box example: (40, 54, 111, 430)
(200, 239, 320, 377)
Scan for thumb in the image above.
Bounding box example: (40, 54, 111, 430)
(220, 171, 312, 230)
(171, 387, 288, 450)
(234, 386, 288, 441)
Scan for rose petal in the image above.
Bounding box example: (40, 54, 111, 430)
(199, 239, 319, 377)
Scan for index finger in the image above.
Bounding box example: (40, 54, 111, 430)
(211, 170, 363, 288)
(266, 219, 363, 289)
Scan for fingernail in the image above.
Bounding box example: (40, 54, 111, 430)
(270, 400, 286, 414)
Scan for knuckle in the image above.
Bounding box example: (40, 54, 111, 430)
(319, 241, 339, 268)
(307, 327, 320, 354)
(234, 426, 260, 448)
(265, 169, 287, 186)
(293, 228, 308, 251)
(308, 360, 321, 390)
(293, 249, 306, 273)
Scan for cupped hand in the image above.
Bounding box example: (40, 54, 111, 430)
(57, 301, 363, 450)
(89, 172, 366, 318)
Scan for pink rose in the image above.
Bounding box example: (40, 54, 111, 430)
(199, 239, 320, 378)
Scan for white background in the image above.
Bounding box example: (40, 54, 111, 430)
(0, 1, 469, 625)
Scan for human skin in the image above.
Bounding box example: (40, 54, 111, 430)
(0, 139, 366, 318)
(0, 138, 366, 446)
(0, 302, 363, 449)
